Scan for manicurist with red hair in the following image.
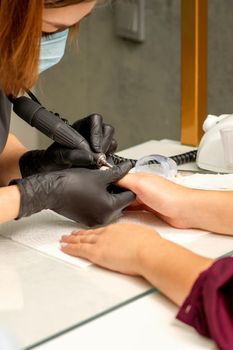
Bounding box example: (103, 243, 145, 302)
(0, 0, 135, 227)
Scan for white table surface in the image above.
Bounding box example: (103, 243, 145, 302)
(1, 140, 232, 350)
(34, 293, 216, 350)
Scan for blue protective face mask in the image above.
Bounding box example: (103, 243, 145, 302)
(39, 29, 69, 74)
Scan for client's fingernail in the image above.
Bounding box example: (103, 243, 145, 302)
(61, 235, 68, 240)
(60, 243, 68, 248)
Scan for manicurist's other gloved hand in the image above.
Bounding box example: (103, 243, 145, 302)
(11, 162, 135, 227)
(19, 114, 117, 177)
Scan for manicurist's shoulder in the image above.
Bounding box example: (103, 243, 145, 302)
(0, 89, 11, 153)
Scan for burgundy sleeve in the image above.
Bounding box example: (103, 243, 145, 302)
(176, 257, 233, 350)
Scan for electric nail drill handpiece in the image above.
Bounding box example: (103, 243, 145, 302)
(10, 96, 113, 168)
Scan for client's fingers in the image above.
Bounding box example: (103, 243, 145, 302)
(60, 234, 82, 244)
(80, 234, 98, 244)
(61, 242, 94, 260)
(116, 173, 138, 190)
(61, 233, 99, 244)
(71, 230, 88, 236)
(71, 228, 104, 236)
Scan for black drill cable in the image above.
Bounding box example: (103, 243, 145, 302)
(109, 149, 197, 167)
(27, 90, 42, 105)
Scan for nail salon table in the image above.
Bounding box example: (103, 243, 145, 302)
(0, 140, 232, 350)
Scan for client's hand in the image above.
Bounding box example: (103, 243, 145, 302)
(60, 223, 161, 275)
(60, 222, 213, 306)
(117, 173, 193, 229)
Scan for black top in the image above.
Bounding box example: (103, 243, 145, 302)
(0, 90, 11, 153)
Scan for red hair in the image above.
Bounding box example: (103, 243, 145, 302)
(0, 0, 91, 95)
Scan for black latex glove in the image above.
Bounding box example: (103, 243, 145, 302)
(11, 162, 135, 227)
(19, 114, 117, 178)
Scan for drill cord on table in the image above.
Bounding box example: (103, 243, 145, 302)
(109, 150, 197, 167)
